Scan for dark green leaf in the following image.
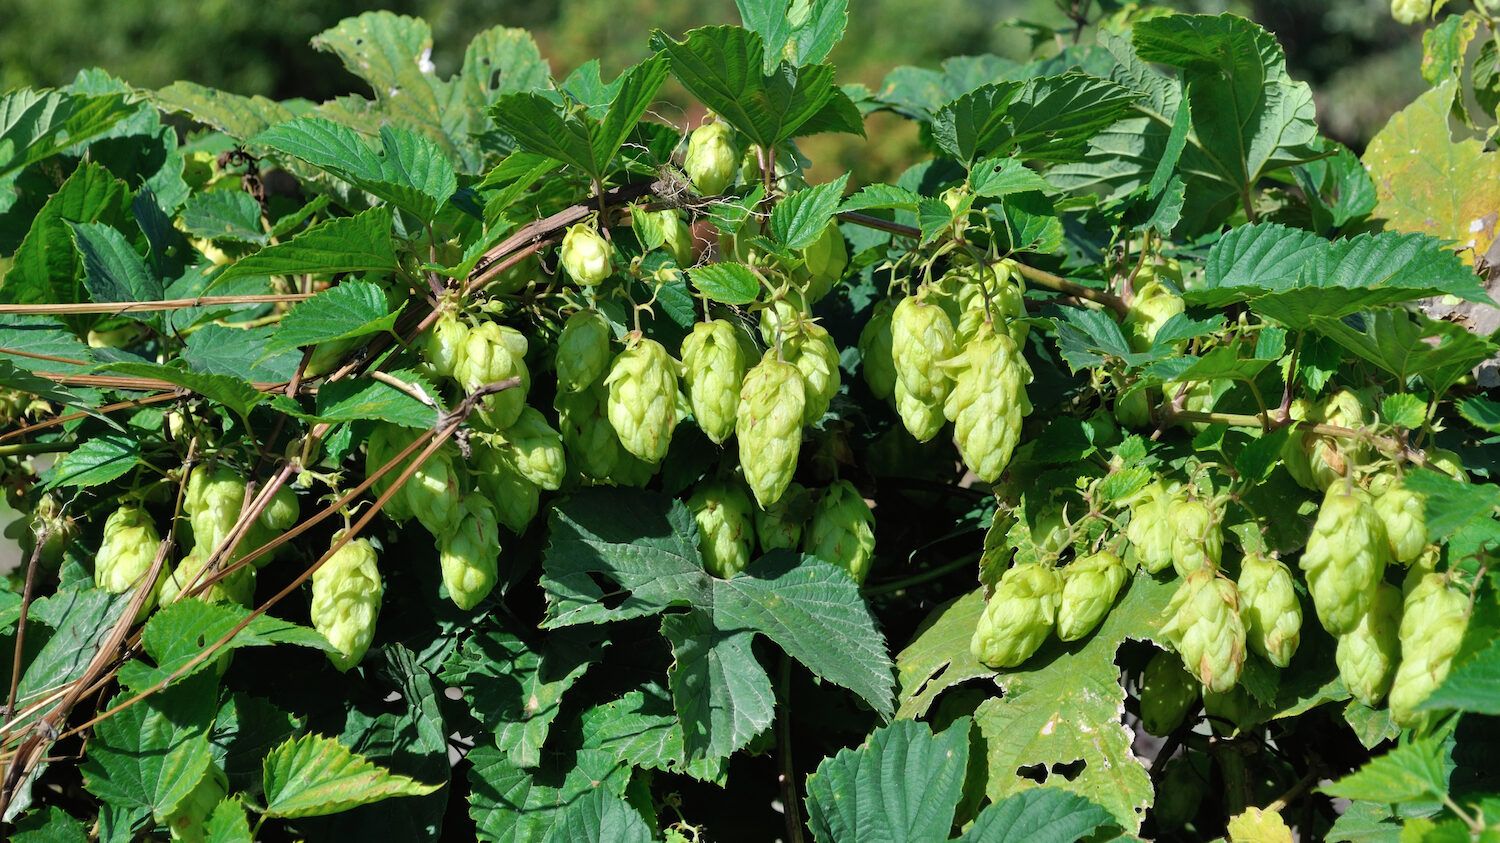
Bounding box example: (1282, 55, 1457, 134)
(805, 719, 971, 843)
(68, 222, 163, 306)
(267, 280, 400, 354)
(689, 263, 761, 306)
(214, 208, 398, 285)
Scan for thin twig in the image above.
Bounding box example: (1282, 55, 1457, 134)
(776, 657, 806, 843)
(3, 529, 51, 722)
(0, 293, 313, 316)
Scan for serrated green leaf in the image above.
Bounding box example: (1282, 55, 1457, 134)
(688, 262, 760, 306)
(806, 718, 970, 843)
(0, 88, 134, 180)
(576, 685, 724, 781)
(969, 156, 1052, 197)
(183, 325, 301, 384)
(467, 745, 631, 843)
(0, 315, 97, 374)
(663, 611, 774, 760)
(80, 673, 217, 822)
(309, 371, 441, 428)
(97, 361, 264, 417)
(1320, 737, 1448, 804)
(15, 586, 129, 734)
(214, 207, 397, 285)
(2, 162, 132, 308)
(117, 600, 335, 692)
(1310, 310, 1495, 398)
(68, 221, 163, 307)
(933, 74, 1135, 164)
(1458, 395, 1500, 433)
(960, 787, 1116, 843)
(42, 434, 140, 489)
(538, 788, 652, 843)
(267, 280, 399, 354)
(11, 806, 88, 843)
(261, 733, 442, 819)
(770, 175, 849, 249)
(838, 184, 923, 213)
(152, 82, 295, 140)
(180, 192, 266, 245)
(1381, 393, 1427, 429)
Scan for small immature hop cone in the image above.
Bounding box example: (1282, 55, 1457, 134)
(1160, 569, 1246, 694)
(684, 121, 737, 196)
(259, 485, 300, 533)
(658, 209, 695, 267)
(803, 480, 876, 583)
(680, 319, 748, 444)
(857, 299, 897, 400)
(1373, 476, 1426, 565)
(310, 536, 383, 671)
(438, 495, 502, 610)
(737, 357, 806, 507)
(1308, 389, 1371, 490)
(1335, 582, 1400, 707)
(1280, 398, 1317, 490)
(494, 407, 566, 491)
(559, 223, 612, 286)
(1389, 573, 1470, 727)
(1299, 486, 1387, 635)
(754, 481, 810, 551)
(366, 424, 419, 522)
(605, 337, 680, 463)
(1057, 549, 1127, 642)
(890, 293, 956, 442)
(1139, 649, 1200, 736)
(1236, 553, 1301, 667)
(1391, 0, 1432, 24)
(1202, 686, 1256, 735)
(1123, 280, 1184, 353)
(555, 309, 611, 393)
(456, 322, 531, 430)
(971, 563, 1062, 669)
(405, 446, 465, 538)
(799, 222, 848, 303)
(782, 321, 840, 425)
(688, 479, 755, 578)
(1126, 481, 1177, 574)
(1167, 496, 1222, 577)
(422, 311, 469, 378)
(942, 322, 1032, 483)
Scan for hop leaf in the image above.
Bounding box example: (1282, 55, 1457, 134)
(1160, 569, 1245, 694)
(162, 765, 228, 839)
(1237, 553, 1301, 667)
(310, 536, 383, 671)
(970, 562, 1061, 669)
(1390, 574, 1470, 727)
(1299, 486, 1387, 635)
(439, 495, 501, 610)
(680, 319, 748, 444)
(1139, 649, 1200, 736)
(559, 223, 613, 285)
(688, 478, 755, 578)
(1334, 582, 1400, 707)
(890, 293, 956, 442)
(555, 309, 611, 393)
(684, 121, 736, 195)
(604, 336, 679, 463)
(941, 322, 1032, 482)
(737, 357, 806, 507)
(803, 480, 877, 583)
(1226, 807, 1292, 843)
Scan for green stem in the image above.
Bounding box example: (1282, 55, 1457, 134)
(0, 441, 75, 458)
(777, 656, 806, 843)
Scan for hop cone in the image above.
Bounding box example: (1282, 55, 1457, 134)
(658, 210, 695, 267)
(1390, 574, 1470, 727)
(1373, 477, 1426, 564)
(1237, 553, 1301, 667)
(186, 465, 246, 551)
(95, 505, 163, 596)
(754, 482, 811, 551)
(857, 299, 897, 400)
(559, 223, 612, 285)
(1160, 569, 1246, 693)
(422, 311, 469, 378)
(556, 310, 611, 393)
(605, 337, 679, 463)
(1139, 649, 1200, 736)
(757, 299, 801, 346)
(1154, 753, 1209, 831)
(366, 424, 419, 522)
(737, 357, 806, 507)
(684, 121, 736, 195)
(803, 480, 876, 583)
(161, 546, 255, 607)
(688, 479, 755, 578)
(1391, 0, 1432, 24)
(1124, 281, 1185, 352)
(1115, 384, 1152, 430)
(1280, 398, 1318, 490)
(495, 406, 566, 491)
(970, 563, 1061, 669)
(942, 322, 1032, 482)
(556, 382, 622, 480)
(799, 222, 848, 303)
(259, 485, 300, 533)
(1126, 481, 1177, 574)
(1168, 496, 1222, 576)
(1335, 582, 1401, 707)
(310, 536, 382, 671)
(952, 262, 1028, 346)
(1426, 448, 1467, 481)
(457, 322, 531, 430)
(890, 294, 956, 442)
(474, 442, 540, 533)
(1057, 550, 1127, 642)
(681, 319, 748, 444)
(609, 451, 657, 488)
(1308, 390, 1371, 490)
(439, 495, 502, 610)
(163, 764, 228, 843)
(1299, 486, 1387, 635)
(406, 446, 465, 538)
(782, 322, 840, 425)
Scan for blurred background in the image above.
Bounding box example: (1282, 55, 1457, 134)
(0, 0, 1429, 179)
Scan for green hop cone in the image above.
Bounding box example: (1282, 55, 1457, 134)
(1127, 481, 1181, 575)
(1153, 752, 1209, 831)
(951, 262, 1028, 346)
(684, 121, 736, 195)
(1280, 398, 1317, 490)
(422, 311, 469, 378)
(970, 563, 1061, 669)
(161, 546, 256, 607)
(494, 406, 566, 491)
(1237, 553, 1302, 668)
(657, 209, 696, 267)
(1167, 496, 1222, 577)
(1115, 383, 1152, 430)
(559, 222, 612, 285)
(162, 764, 228, 843)
(754, 481, 811, 551)
(758, 299, 800, 346)
(737, 357, 806, 507)
(1139, 649, 1200, 736)
(474, 442, 540, 533)
(555, 309, 611, 393)
(1390, 573, 1470, 728)
(366, 424, 419, 522)
(1373, 476, 1426, 564)
(310, 536, 382, 671)
(688, 479, 755, 578)
(186, 465, 247, 551)
(555, 382, 623, 481)
(439, 495, 502, 610)
(782, 322, 840, 425)
(1391, 0, 1432, 24)
(95, 504, 163, 594)
(857, 299, 897, 400)
(259, 485, 300, 533)
(604, 336, 679, 463)
(406, 446, 465, 538)
(803, 480, 877, 583)
(609, 450, 658, 488)
(456, 322, 531, 429)
(1057, 549, 1127, 642)
(890, 293, 956, 442)
(1308, 389, 1371, 490)
(941, 322, 1032, 482)
(1160, 569, 1246, 693)
(680, 319, 748, 444)
(1335, 582, 1401, 707)
(1299, 485, 1387, 635)
(799, 222, 848, 303)
(1123, 280, 1185, 353)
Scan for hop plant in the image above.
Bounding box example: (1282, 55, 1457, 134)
(1123, 280, 1185, 353)
(1335, 582, 1401, 707)
(439, 495, 502, 610)
(1390, 573, 1470, 727)
(799, 222, 848, 303)
(186, 465, 247, 551)
(1391, 0, 1432, 24)
(1126, 481, 1177, 573)
(781, 321, 840, 425)
(605, 336, 679, 463)
(1167, 495, 1222, 577)
(803, 480, 877, 583)
(456, 322, 531, 430)
(890, 293, 956, 442)
(555, 309, 611, 393)
(737, 356, 806, 507)
(494, 406, 566, 491)
(1373, 475, 1426, 564)
(559, 222, 612, 285)
(474, 443, 540, 533)
(162, 764, 228, 843)
(405, 446, 465, 538)
(1227, 808, 1293, 843)
(1056, 549, 1127, 642)
(1154, 752, 1209, 831)
(422, 311, 469, 378)
(754, 481, 811, 551)
(680, 319, 748, 444)
(857, 299, 897, 400)
(1237, 553, 1301, 668)
(95, 505, 164, 611)
(685, 121, 737, 195)
(1280, 398, 1317, 490)
(688, 479, 755, 578)
(555, 382, 623, 481)
(1139, 649, 1200, 736)
(952, 262, 1028, 346)
(1160, 569, 1245, 693)
(365, 424, 419, 521)
(941, 322, 1032, 482)
(310, 536, 382, 671)
(658, 209, 696, 267)
(1307, 390, 1371, 490)
(161, 546, 256, 607)
(1299, 486, 1387, 635)
(971, 563, 1061, 668)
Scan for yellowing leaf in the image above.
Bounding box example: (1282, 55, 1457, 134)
(1363, 80, 1500, 263)
(1227, 807, 1293, 843)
